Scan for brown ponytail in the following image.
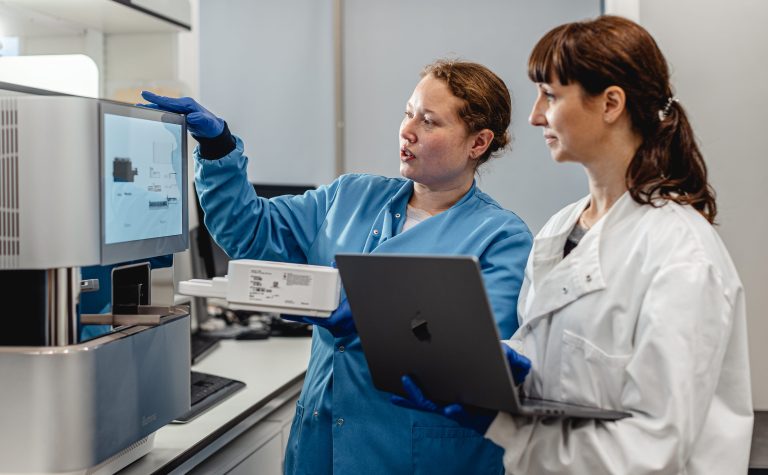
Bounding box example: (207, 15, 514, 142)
(629, 99, 717, 223)
(528, 15, 717, 223)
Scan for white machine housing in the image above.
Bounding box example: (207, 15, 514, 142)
(0, 94, 187, 270)
(1, 95, 99, 269)
(179, 259, 341, 317)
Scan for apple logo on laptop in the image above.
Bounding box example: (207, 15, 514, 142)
(410, 312, 431, 342)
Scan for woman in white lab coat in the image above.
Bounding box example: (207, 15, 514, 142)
(396, 15, 754, 474)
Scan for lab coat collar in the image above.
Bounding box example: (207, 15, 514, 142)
(522, 192, 633, 326)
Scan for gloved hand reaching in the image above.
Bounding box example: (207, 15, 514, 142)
(139, 91, 225, 139)
(390, 342, 532, 434)
(282, 297, 356, 338)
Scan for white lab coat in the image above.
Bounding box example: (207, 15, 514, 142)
(485, 193, 753, 474)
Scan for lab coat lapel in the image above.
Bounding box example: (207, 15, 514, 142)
(522, 198, 607, 326)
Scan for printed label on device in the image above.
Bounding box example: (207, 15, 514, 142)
(247, 268, 313, 306)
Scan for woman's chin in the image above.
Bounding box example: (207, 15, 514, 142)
(550, 152, 571, 164)
(399, 163, 416, 179)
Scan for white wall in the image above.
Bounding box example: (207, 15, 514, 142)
(199, 1, 599, 232)
(606, 0, 768, 408)
(177, 0, 199, 100)
(198, 0, 337, 187)
(342, 0, 596, 232)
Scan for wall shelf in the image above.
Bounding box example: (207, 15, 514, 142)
(0, 0, 190, 35)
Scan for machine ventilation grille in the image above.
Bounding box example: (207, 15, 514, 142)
(0, 97, 20, 267)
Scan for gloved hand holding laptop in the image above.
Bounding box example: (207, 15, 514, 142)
(391, 343, 531, 434)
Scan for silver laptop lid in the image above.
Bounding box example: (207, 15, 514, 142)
(336, 253, 632, 421)
(336, 253, 520, 411)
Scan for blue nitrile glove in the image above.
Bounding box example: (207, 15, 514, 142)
(282, 297, 356, 338)
(503, 343, 532, 385)
(390, 343, 532, 434)
(391, 375, 497, 434)
(139, 91, 225, 138)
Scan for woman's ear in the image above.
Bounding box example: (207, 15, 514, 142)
(469, 129, 494, 160)
(603, 86, 627, 124)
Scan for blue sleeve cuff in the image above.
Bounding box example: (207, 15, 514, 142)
(194, 122, 236, 160)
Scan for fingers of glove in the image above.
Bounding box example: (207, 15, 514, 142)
(140, 91, 199, 114)
(502, 343, 532, 385)
(285, 298, 353, 336)
(303, 304, 343, 326)
(444, 404, 496, 434)
(400, 375, 439, 412)
(442, 403, 468, 419)
(501, 343, 531, 372)
(137, 98, 221, 138)
(390, 394, 421, 410)
(442, 404, 476, 431)
(511, 351, 532, 384)
(310, 298, 351, 331)
(328, 298, 351, 325)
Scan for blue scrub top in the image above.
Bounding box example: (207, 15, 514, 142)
(195, 136, 533, 475)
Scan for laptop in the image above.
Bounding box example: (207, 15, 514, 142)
(335, 253, 631, 420)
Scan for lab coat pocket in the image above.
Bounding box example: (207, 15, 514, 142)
(560, 330, 631, 409)
(412, 426, 504, 475)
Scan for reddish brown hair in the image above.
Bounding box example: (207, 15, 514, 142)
(422, 59, 512, 167)
(528, 15, 717, 223)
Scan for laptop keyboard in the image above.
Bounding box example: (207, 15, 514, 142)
(190, 333, 221, 365)
(174, 371, 246, 423)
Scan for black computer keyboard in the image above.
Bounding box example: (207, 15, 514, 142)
(190, 333, 221, 365)
(173, 370, 246, 423)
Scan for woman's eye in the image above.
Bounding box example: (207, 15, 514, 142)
(544, 92, 555, 102)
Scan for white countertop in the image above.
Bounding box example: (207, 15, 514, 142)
(120, 336, 312, 474)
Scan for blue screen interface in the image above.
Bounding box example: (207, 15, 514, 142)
(103, 114, 184, 244)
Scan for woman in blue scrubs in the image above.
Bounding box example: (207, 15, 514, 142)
(142, 59, 532, 475)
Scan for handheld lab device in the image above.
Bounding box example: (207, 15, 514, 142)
(179, 258, 341, 317)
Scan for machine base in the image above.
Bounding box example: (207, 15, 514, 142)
(0, 311, 190, 474)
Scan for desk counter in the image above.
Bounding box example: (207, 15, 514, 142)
(120, 336, 312, 474)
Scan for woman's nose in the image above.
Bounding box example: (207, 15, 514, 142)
(529, 100, 547, 127)
(400, 119, 416, 142)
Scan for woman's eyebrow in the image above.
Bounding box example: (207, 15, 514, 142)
(406, 104, 437, 115)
